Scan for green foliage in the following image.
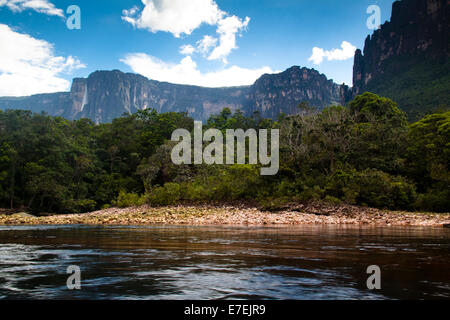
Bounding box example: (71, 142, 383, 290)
(0, 92, 447, 214)
(354, 169, 416, 210)
(407, 112, 450, 189)
(259, 197, 292, 212)
(147, 183, 181, 206)
(414, 189, 450, 213)
(347, 93, 409, 173)
(206, 108, 275, 132)
(199, 165, 262, 201)
(364, 57, 450, 121)
(65, 199, 97, 213)
(324, 168, 417, 209)
(147, 165, 264, 206)
(113, 191, 146, 208)
(349, 92, 408, 126)
(406, 111, 449, 212)
(323, 195, 342, 205)
(0, 109, 191, 213)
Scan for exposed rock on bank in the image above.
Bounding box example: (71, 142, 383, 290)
(0, 203, 448, 227)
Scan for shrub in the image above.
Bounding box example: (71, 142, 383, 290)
(113, 191, 146, 208)
(324, 168, 417, 210)
(273, 179, 301, 198)
(212, 165, 262, 200)
(354, 169, 416, 210)
(182, 164, 263, 202)
(73, 199, 97, 213)
(296, 185, 324, 202)
(324, 195, 342, 205)
(414, 189, 450, 213)
(147, 183, 181, 206)
(259, 197, 291, 212)
(325, 168, 359, 204)
(62, 199, 97, 213)
(183, 182, 210, 201)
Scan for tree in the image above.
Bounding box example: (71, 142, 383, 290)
(347, 92, 409, 173)
(407, 112, 450, 190)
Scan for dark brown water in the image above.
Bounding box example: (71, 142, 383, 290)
(0, 225, 448, 300)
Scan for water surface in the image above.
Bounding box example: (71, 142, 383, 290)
(0, 225, 448, 299)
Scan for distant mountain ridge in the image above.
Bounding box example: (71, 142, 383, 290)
(0, 67, 344, 123)
(2, 0, 448, 122)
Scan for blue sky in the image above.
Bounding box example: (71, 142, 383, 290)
(0, 0, 396, 96)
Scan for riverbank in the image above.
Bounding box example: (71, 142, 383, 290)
(0, 203, 449, 226)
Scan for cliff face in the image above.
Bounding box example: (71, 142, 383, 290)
(352, 0, 449, 119)
(0, 67, 343, 123)
(67, 70, 250, 123)
(246, 66, 342, 119)
(0, 92, 71, 116)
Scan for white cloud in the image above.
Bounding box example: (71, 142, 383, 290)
(0, 0, 64, 17)
(123, 0, 250, 62)
(308, 41, 357, 65)
(196, 35, 218, 55)
(122, 0, 224, 38)
(179, 44, 195, 55)
(121, 53, 274, 87)
(208, 16, 250, 63)
(0, 24, 85, 96)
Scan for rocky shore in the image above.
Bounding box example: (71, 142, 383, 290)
(0, 203, 449, 227)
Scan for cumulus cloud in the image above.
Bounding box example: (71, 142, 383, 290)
(0, 24, 85, 96)
(308, 41, 357, 65)
(196, 35, 218, 55)
(208, 16, 250, 63)
(0, 0, 64, 17)
(179, 36, 217, 56)
(179, 44, 195, 55)
(121, 53, 274, 87)
(123, 0, 250, 62)
(122, 0, 224, 38)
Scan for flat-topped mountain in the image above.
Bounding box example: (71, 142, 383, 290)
(0, 67, 344, 123)
(352, 0, 449, 119)
(1, 0, 448, 123)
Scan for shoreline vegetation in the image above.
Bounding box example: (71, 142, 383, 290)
(1, 202, 449, 227)
(0, 92, 448, 217)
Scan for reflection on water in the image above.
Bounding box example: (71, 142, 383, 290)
(0, 225, 448, 300)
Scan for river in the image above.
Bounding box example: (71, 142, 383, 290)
(0, 225, 448, 299)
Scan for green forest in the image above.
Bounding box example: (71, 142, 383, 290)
(365, 58, 450, 122)
(0, 92, 448, 214)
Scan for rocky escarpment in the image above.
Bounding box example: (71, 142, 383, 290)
(0, 92, 71, 117)
(0, 67, 344, 123)
(352, 0, 449, 119)
(64, 71, 250, 123)
(246, 66, 343, 119)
